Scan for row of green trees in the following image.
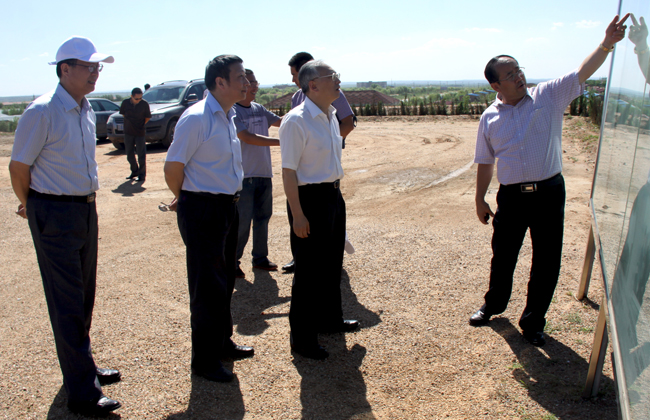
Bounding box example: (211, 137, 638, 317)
(1, 102, 29, 116)
(0, 118, 19, 133)
(350, 97, 486, 117)
(569, 93, 604, 126)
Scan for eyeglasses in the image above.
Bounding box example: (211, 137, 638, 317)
(73, 63, 103, 73)
(132, 97, 143, 101)
(498, 67, 524, 83)
(313, 72, 341, 83)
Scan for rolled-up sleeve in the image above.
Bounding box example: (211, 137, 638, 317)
(279, 115, 306, 171)
(11, 105, 49, 166)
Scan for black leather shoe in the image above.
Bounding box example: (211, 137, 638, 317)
(192, 366, 234, 383)
(321, 319, 360, 333)
(282, 259, 295, 273)
(291, 343, 329, 360)
(253, 261, 278, 271)
(68, 396, 121, 417)
(126, 173, 137, 180)
(469, 309, 490, 326)
(523, 330, 546, 347)
(96, 367, 121, 385)
(223, 344, 254, 360)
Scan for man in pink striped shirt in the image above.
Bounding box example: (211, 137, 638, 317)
(469, 14, 629, 347)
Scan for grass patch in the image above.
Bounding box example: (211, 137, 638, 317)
(566, 313, 583, 324)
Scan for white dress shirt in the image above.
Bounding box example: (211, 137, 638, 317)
(11, 84, 99, 195)
(279, 97, 344, 186)
(474, 70, 583, 185)
(166, 93, 243, 195)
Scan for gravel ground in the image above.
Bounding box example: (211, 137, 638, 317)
(0, 116, 618, 419)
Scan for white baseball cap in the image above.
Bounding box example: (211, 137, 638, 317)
(49, 36, 114, 65)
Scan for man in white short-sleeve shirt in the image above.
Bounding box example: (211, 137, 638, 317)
(468, 15, 630, 348)
(164, 54, 254, 383)
(280, 60, 358, 360)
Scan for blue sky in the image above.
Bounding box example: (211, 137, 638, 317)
(0, 0, 628, 97)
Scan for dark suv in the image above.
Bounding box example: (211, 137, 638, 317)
(106, 79, 206, 149)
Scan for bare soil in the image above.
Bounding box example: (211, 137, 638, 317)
(0, 116, 617, 419)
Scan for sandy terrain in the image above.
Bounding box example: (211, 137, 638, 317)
(0, 115, 618, 419)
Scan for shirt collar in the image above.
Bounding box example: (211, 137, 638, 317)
(205, 91, 235, 119)
(494, 89, 532, 108)
(55, 83, 89, 113)
(304, 96, 336, 119)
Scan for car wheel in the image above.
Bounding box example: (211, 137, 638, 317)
(162, 119, 177, 148)
(111, 138, 125, 150)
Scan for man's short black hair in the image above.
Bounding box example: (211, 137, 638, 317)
(205, 55, 243, 91)
(144, 83, 150, 90)
(56, 59, 77, 78)
(288, 52, 314, 71)
(484, 55, 517, 84)
(132, 87, 143, 96)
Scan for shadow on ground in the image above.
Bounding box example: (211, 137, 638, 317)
(111, 180, 146, 197)
(47, 385, 122, 419)
(489, 318, 618, 419)
(164, 369, 244, 420)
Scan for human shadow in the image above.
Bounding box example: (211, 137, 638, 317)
(46, 385, 122, 419)
(111, 180, 146, 197)
(489, 318, 618, 418)
(341, 269, 382, 330)
(292, 337, 375, 420)
(231, 270, 291, 336)
(164, 372, 245, 420)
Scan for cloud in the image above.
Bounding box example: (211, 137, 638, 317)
(575, 20, 601, 29)
(551, 22, 564, 30)
(38, 52, 49, 57)
(465, 27, 502, 33)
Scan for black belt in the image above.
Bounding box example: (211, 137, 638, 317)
(300, 180, 340, 189)
(182, 190, 240, 203)
(29, 189, 96, 203)
(501, 173, 563, 193)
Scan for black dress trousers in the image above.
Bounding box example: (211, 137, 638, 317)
(287, 182, 346, 347)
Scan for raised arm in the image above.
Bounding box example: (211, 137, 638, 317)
(629, 14, 650, 83)
(578, 14, 630, 84)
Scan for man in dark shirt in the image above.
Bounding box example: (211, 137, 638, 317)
(120, 87, 151, 182)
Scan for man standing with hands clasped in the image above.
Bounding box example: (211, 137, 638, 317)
(120, 87, 151, 182)
(164, 54, 254, 383)
(9, 36, 122, 417)
(469, 15, 629, 347)
(280, 60, 359, 360)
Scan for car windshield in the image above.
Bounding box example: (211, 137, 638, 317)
(143, 86, 185, 104)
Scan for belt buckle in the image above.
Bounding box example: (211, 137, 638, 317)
(520, 183, 537, 193)
(333, 180, 340, 189)
(87, 193, 96, 203)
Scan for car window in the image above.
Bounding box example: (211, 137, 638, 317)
(186, 84, 204, 101)
(101, 100, 120, 111)
(90, 100, 103, 112)
(143, 86, 185, 104)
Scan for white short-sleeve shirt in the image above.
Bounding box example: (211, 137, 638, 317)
(166, 93, 244, 194)
(279, 97, 344, 186)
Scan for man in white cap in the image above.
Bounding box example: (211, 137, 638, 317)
(9, 36, 121, 417)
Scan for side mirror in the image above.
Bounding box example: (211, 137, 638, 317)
(186, 93, 198, 103)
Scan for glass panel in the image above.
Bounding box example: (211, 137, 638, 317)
(101, 100, 120, 111)
(593, 0, 650, 417)
(89, 100, 102, 112)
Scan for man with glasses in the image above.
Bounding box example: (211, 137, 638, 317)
(8, 36, 121, 416)
(469, 14, 630, 347)
(280, 60, 358, 359)
(120, 87, 151, 182)
(233, 69, 282, 279)
(282, 52, 356, 273)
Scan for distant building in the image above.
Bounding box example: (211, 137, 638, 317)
(356, 81, 388, 88)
